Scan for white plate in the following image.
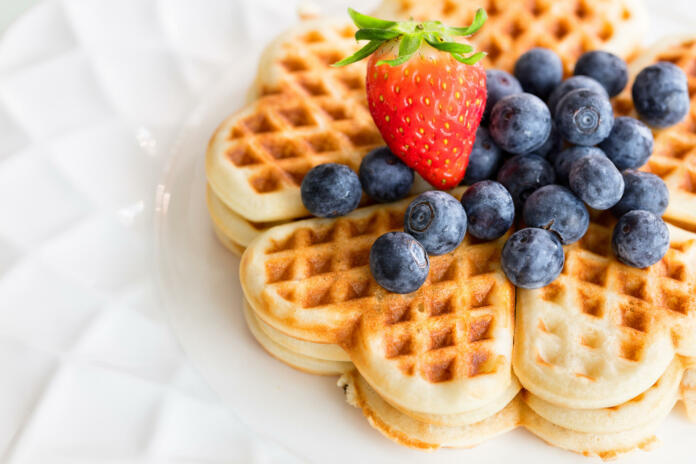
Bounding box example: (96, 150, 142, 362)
(154, 6, 696, 464)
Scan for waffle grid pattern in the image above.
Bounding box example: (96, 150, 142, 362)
(216, 24, 381, 198)
(531, 219, 695, 382)
(366, 243, 505, 384)
(263, 208, 404, 308)
(251, 196, 511, 386)
(375, 0, 644, 73)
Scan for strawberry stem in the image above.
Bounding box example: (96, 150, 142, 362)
(333, 8, 487, 67)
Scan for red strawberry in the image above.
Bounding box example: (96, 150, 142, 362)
(334, 8, 488, 189)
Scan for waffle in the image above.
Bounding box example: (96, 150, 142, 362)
(338, 370, 521, 450)
(206, 18, 376, 222)
(521, 402, 660, 459)
(522, 357, 683, 434)
(240, 189, 517, 414)
(211, 219, 246, 256)
(514, 215, 696, 410)
(391, 376, 520, 427)
(246, 298, 351, 362)
(243, 299, 353, 375)
(614, 35, 696, 232)
(239, 187, 466, 342)
(339, 370, 661, 457)
(207, 0, 647, 223)
(520, 358, 688, 458)
(682, 367, 696, 421)
(207, 184, 282, 248)
(375, 0, 647, 74)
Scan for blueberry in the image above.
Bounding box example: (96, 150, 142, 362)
(632, 62, 689, 128)
(569, 153, 624, 210)
(484, 69, 523, 122)
(523, 185, 589, 245)
(574, 51, 628, 97)
(555, 89, 614, 146)
(547, 75, 608, 117)
(359, 147, 414, 203)
(301, 163, 361, 218)
(598, 116, 654, 170)
(612, 210, 669, 268)
(551, 146, 606, 185)
(513, 47, 563, 100)
(611, 170, 669, 218)
(404, 191, 467, 255)
(496, 154, 556, 209)
(462, 127, 503, 185)
(533, 122, 562, 159)
(501, 228, 565, 288)
(370, 232, 429, 293)
(460, 180, 515, 241)
(489, 93, 552, 155)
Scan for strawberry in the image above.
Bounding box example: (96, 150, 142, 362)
(334, 8, 488, 189)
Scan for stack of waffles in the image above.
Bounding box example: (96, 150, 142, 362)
(240, 190, 522, 447)
(205, 0, 696, 458)
(240, 200, 696, 457)
(513, 211, 696, 458)
(514, 34, 696, 455)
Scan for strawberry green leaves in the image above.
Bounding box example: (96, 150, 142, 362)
(423, 36, 485, 64)
(347, 8, 397, 30)
(452, 51, 487, 65)
(333, 41, 383, 67)
(333, 7, 487, 68)
(424, 37, 473, 54)
(354, 29, 401, 41)
(447, 8, 487, 36)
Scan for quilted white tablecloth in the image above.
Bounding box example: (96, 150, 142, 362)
(0, 0, 693, 462)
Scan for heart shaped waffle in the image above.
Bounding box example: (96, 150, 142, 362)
(206, 19, 377, 222)
(241, 190, 517, 414)
(513, 213, 696, 409)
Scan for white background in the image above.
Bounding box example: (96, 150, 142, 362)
(0, 0, 694, 463)
(0, 1, 41, 33)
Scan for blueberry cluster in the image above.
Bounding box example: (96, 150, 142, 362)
(465, 49, 687, 287)
(300, 49, 688, 294)
(372, 190, 468, 293)
(371, 184, 515, 294)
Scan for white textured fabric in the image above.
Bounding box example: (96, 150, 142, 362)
(0, 0, 355, 461)
(0, 0, 691, 462)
